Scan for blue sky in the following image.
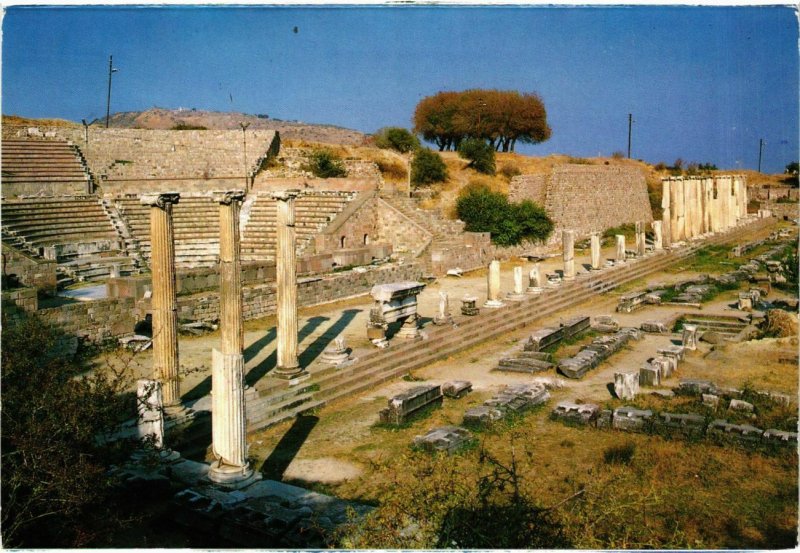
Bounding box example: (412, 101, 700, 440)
(3, 5, 797, 173)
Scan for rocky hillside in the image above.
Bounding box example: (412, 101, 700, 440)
(95, 107, 368, 145)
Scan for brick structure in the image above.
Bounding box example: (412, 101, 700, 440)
(509, 164, 653, 241)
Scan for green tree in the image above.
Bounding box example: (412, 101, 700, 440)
(458, 138, 496, 175)
(456, 184, 553, 246)
(1, 313, 135, 547)
(411, 148, 448, 186)
(785, 161, 799, 175)
(305, 149, 347, 178)
(373, 127, 420, 153)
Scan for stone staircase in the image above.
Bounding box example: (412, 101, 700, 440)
(2, 137, 92, 195)
(101, 198, 148, 272)
(680, 313, 751, 339)
(1, 195, 134, 285)
(238, 218, 774, 433)
(240, 191, 358, 262)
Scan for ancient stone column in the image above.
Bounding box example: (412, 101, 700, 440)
(142, 193, 181, 409)
(652, 221, 663, 250)
(527, 264, 543, 294)
(635, 221, 646, 256)
(694, 178, 705, 235)
(272, 189, 306, 379)
(209, 190, 256, 487)
(590, 232, 601, 270)
(507, 266, 526, 300)
(615, 234, 626, 263)
(562, 230, 575, 280)
(709, 178, 720, 233)
(433, 291, 453, 325)
(484, 260, 504, 308)
(672, 177, 685, 242)
(661, 179, 672, 248)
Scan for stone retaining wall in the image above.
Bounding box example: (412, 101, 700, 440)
(759, 200, 798, 220)
(37, 297, 136, 343)
(1, 244, 58, 293)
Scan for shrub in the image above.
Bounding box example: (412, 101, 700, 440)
(456, 184, 553, 246)
(611, 151, 625, 160)
(171, 122, 207, 130)
(498, 162, 522, 179)
(305, 148, 347, 178)
(375, 158, 407, 180)
(411, 148, 448, 186)
(458, 138, 496, 175)
(373, 127, 420, 153)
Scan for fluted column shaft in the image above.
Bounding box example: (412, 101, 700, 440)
(273, 190, 303, 378)
(590, 232, 601, 269)
(145, 193, 181, 407)
(652, 221, 663, 250)
(661, 179, 672, 248)
(209, 191, 252, 483)
(562, 230, 575, 280)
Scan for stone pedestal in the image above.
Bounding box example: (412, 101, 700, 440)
(590, 232, 601, 270)
(614, 372, 639, 400)
(461, 296, 480, 316)
(527, 264, 543, 294)
(562, 230, 575, 281)
(209, 191, 257, 488)
(652, 221, 663, 251)
(484, 260, 504, 308)
(137, 379, 166, 448)
(142, 193, 181, 408)
(506, 266, 526, 301)
(615, 235, 626, 263)
(321, 336, 350, 365)
(681, 324, 698, 351)
(271, 190, 306, 380)
(369, 281, 426, 345)
(396, 313, 421, 340)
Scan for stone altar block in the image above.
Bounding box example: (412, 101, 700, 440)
(367, 281, 426, 346)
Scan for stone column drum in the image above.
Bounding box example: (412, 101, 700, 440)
(209, 191, 257, 487)
(507, 266, 526, 300)
(652, 221, 663, 251)
(615, 235, 626, 263)
(590, 232, 601, 270)
(272, 190, 306, 380)
(562, 230, 575, 280)
(682, 323, 698, 351)
(143, 193, 181, 409)
(527, 264, 543, 294)
(484, 260, 504, 308)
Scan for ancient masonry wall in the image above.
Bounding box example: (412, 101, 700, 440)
(760, 200, 798, 220)
(508, 174, 548, 205)
(372, 199, 433, 258)
(1, 244, 58, 293)
(429, 232, 492, 274)
(177, 262, 424, 322)
(546, 165, 653, 239)
(37, 297, 137, 343)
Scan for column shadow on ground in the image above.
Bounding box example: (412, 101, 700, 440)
(298, 309, 361, 367)
(245, 316, 329, 387)
(259, 414, 319, 480)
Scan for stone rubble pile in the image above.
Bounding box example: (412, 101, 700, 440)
(558, 328, 643, 379)
(463, 382, 550, 427)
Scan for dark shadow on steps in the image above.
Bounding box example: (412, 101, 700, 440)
(245, 316, 329, 387)
(298, 309, 361, 367)
(259, 414, 319, 480)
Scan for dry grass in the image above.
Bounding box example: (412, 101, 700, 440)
(3, 114, 79, 127)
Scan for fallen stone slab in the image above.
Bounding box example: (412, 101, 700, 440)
(728, 399, 755, 413)
(379, 384, 443, 425)
(441, 380, 472, 399)
(551, 401, 600, 425)
(654, 412, 706, 438)
(496, 357, 554, 373)
(707, 420, 763, 444)
(675, 379, 718, 396)
(762, 429, 799, 446)
(591, 315, 620, 333)
(463, 405, 504, 427)
(413, 426, 473, 454)
(614, 371, 639, 400)
(641, 320, 668, 333)
(612, 407, 653, 432)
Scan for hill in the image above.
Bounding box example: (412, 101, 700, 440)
(94, 107, 368, 146)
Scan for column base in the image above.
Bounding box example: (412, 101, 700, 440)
(432, 315, 454, 326)
(563, 275, 576, 282)
(526, 287, 543, 294)
(395, 327, 422, 340)
(207, 461, 261, 489)
(505, 293, 526, 302)
(483, 299, 505, 309)
(272, 365, 309, 384)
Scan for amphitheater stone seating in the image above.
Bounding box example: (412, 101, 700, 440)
(2, 137, 92, 196)
(1, 196, 133, 285)
(113, 195, 221, 270)
(240, 191, 358, 262)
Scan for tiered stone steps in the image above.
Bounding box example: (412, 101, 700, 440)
(113, 195, 221, 269)
(680, 314, 750, 338)
(1, 196, 131, 283)
(241, 218, 774, 432)
(2, 138, 91, 194)
(240, 191, 357, 262)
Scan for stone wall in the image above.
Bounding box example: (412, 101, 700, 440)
(252, 176, 379, 193)
(759, 200, 798, 220)
(429, 232, 492, 274)
(177, 262, 424, 322)
(37, 297, 136, 343)
(509, 165, 653, 243)
(1, 287, 38, 313)
(755, 186, 799, 201)
(373, 199, 433, 258)
(1, 244, 58, 293)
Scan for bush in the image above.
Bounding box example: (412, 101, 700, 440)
(373, 127, 419, 153)
(456, 184, 553, 246)
(498, 162, 522, 179)
(411, 148, 448, 186)
(1, 313, 135, 547)
(611, 151, 625, 160)
(458, 138, 496, 175)
(305, 149, 347, 178)
(375, 158, 407, 180)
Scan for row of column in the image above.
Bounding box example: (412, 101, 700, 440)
(662, 175, 747, 245)
(143, 189, 303, 487)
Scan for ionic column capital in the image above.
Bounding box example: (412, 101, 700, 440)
(140, 192, 180, 209)
(269, 188, 302, 202)
(215, 190, 246, 205)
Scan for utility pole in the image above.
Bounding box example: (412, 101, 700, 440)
(240, 122, 250, 191)
(105, 55, 118, 128)
(627, 113, 633, 159)
(757, 138, 764, 173)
